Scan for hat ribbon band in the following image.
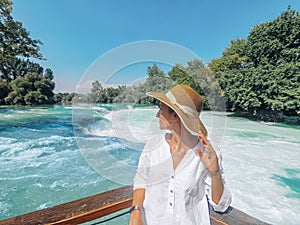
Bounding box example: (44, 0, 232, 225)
(166, 91, 199, 118)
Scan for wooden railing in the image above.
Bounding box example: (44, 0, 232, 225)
(0, 185, 271, 225)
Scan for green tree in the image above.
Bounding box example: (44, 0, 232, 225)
(113, 64, 173, 104)
(24, 91, 47, 105)
(90, 80, 102, 93)
(0, 78, 10, 104)
(0, 0, 13, 20)
(5, 90, 23, 104)
(147, 64, 165, 78)
(142, 64, 173, 104)
(209, 7, 300, 121)
(0, 57, 43, 81)
(247, 7, 300, 66)
(53, 92, 63, 104)
(209, 39, 248, 81)
(0, 0, 43, 81)
(0, 0, 55, 105)
(106, 87, 122, 103)
(186, 59, 225, 110)
(44, 68, 54, 80)
(54, 92, 79, 105)
(86, 81, 103, 103)
(5, 72, 54, 105)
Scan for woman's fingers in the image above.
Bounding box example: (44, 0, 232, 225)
(197, 131, 211, 158)
(199, 131, 209, 145)
(195, 146, 204, 158)
(197, 131, 221, 174)
(198, 131, 204, 145)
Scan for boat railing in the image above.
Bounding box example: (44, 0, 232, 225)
(0, 185, 271, 225)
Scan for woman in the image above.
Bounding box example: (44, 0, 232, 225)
(129, 84, 232, 225)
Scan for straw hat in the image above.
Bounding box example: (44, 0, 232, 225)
(147, 84, 207, 136)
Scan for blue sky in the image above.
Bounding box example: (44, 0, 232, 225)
(12, 0, 300, 93)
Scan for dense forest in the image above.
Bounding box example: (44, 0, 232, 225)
(1, 1, 299, 123)
(209, 7, 300, 122)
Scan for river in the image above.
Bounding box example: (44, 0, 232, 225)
(0, 105, 299, 224)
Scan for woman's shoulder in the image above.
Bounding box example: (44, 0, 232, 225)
(146, 132, 166, 142)
(143, 132, 167, 152)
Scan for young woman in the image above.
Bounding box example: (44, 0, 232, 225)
(129, 84, 232, 225)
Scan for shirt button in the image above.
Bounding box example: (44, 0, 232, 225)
(169, 202, 173, 206)
(171, 175, 174, 179)
(170, 190, 173, 193)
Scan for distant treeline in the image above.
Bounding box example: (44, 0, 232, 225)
(80, 7, 300, 123)
(0, 1, 299, 123)
(78, 62, 223, 112)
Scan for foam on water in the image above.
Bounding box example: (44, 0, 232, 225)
(81, 107, 163, 144)
(79, 106, 300, 224)
(0, 105, 299, 224)
(124, 108, 165, 141)
(0, 106, 121, 220)
(219, 118, 300, 225)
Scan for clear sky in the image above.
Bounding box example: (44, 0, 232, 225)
(11, 0, 300, 93)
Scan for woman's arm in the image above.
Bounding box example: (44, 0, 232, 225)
(210, 168, 224, 204)
(129, 188, 145, 225)
(196, 131, 231, 210)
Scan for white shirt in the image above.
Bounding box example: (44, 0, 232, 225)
(134, 134, 232, 225)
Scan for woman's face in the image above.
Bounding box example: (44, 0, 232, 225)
(156, 102, 175, 130)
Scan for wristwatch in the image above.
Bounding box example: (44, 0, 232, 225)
(130, 205, 141, 214)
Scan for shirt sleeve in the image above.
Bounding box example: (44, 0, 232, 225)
(204, 149, 232, 212)
(133, 137, 152, 190)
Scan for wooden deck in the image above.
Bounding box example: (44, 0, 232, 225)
(0, 185, 271, 225)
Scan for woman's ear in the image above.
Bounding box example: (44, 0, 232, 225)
(170, 113, 180, 122)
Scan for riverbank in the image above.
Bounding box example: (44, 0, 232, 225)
(228, 110, 300, 126)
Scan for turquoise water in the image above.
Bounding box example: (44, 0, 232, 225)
(0, 105, 299, 224)
(272, 168, 300, 199)
(0, 106, 124, 222)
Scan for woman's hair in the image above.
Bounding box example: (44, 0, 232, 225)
(157, 101, 174, 114)
(167, 106, 175, 114)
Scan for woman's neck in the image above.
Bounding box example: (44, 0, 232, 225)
(169, 126, 198, 152)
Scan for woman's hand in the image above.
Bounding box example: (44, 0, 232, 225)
(129, 210, 143, 225)
(196, 131, 225, 204)
(195, 131, 220, 175)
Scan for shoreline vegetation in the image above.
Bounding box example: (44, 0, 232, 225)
(0, 1, 299, 125)
(1, 104, 299, 129)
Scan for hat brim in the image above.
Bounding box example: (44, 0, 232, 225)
(147, 92, 208, 137)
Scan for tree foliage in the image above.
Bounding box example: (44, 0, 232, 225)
(0, 0, 55, 105)
(54, 92, 80, 105)
(4, 72, 55, 105)
(168, 64, 199, 92)
(0, 0, 42, 63)
(186, 59, 225, 110)
(111, 64, 174, 104)
(85, 62, 224, 111)
(147, 64, 165, 78)
(0, 78, 9, 104)
(209, 7, 300, 121)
